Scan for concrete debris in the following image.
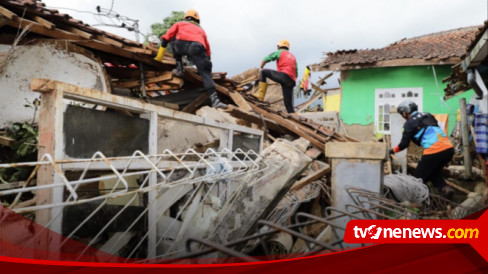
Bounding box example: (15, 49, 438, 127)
(200, 138, 312, 249)
(0, 1, 485, 263)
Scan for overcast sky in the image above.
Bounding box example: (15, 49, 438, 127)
(41, 0, 487, 77)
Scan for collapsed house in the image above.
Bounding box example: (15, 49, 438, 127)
(0, 0, 485, 263)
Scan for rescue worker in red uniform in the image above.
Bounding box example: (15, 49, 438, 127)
(154, 9, 226, 109)
(253, 40, 298, 113)
(390, 100, 455, 198)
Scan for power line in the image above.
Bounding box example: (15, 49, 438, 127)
(44, 4, 147, 38)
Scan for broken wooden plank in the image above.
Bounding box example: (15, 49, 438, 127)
(112, 71, 174, 89)
(296, 93, 323, 113)
(12, 198, 36, 209)
(0, 181, 24, 190)
(181, 92, 209, 113)
(184, 68, 252, 110)
(147, 71, 173, 84)
(291, 164, 330, 191)
(165, 77, 184, 88)
(0, 136, 14, 147)
(5, 16, 172, 68)
(249, 104, 325, 150)
(146, 99, 179, 110)
(445, 180, 471, 195)
(145, 85, 177, 91)
(193, 140, 220, 153)
(305, 147, 323, 159)
(316, 72, 333, 86)
(227, 91, 253, 112)
(226, 105, 284, 133)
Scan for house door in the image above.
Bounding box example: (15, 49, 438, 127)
(375, 88, 423, 173)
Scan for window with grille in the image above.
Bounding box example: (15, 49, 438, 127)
(375, 88, 422, 134)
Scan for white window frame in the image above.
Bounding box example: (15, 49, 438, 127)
(375, 88, 423, 134)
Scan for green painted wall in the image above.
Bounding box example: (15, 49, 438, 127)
(340, 66, 474, 134)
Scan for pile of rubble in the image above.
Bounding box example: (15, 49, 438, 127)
(0, 0, 485, 264)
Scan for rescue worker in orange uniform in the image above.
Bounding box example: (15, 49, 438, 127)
(154, 9, 226, 109)
(390, 100, 455, 198)
(253, 40, 298, 113)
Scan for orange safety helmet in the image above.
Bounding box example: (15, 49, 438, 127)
(184, 9, 200, 21)
(277, 39, 290, 49)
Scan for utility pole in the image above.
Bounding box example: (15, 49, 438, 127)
(460, 97, 472, 178)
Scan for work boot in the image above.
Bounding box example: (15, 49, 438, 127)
(252, 82, 268, 101)
(209, 92, 227, 109)
(172, 61, 184, 77)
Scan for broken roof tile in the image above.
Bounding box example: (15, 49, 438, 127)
(320, 26, 482, 69)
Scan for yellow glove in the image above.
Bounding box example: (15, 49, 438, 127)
(154, 46, 166, 62)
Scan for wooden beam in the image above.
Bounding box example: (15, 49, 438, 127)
(319, 57, 462, 71)
(31, 15, 55, 30)
(296, 93, 323, 113)
(181, 92, 209, 113)
(0, 6, 18, 20)
(227, 91, 253, 112)
(165, 77, 184, 88)
(311, 83, 331, 94)
(7, 17, 81, 41)
(184, 69, 252, 111)
(146, 99, 179, 110)
(0, 14, 10, 28)
(0, 136, 14, 147)
(316, 72, 333, 86)
(145, 84, 178, 91)
(30, 78, 263, 136)
(193, 140, 220, 153)
(112, 71, 174, 89)
(445, 180, 471, 195)
(249, 104, 326, 150)
(5, 16, 173, 68)
(61, 26, 93, 39)
(94, 35, 124, 48)
(124, 45, 153, 55)
(291, 164, 330, 191)
(226, 105, 284, 132)
(0, 181, 24, 191)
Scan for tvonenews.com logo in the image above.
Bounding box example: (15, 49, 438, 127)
(353, 225, 479, 240)
(343, 212, 487, 261)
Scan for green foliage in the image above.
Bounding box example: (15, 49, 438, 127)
(147, 11, 184, 41)
(6, 122, 38, 157)
(0, 122, 38, 184)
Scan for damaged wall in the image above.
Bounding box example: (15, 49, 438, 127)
(157, 107, 241, 153)
(341, 123, 375, 142)
(0, 41, 109, 128)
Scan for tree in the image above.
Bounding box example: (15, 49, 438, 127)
(146, 11, 184, 41)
